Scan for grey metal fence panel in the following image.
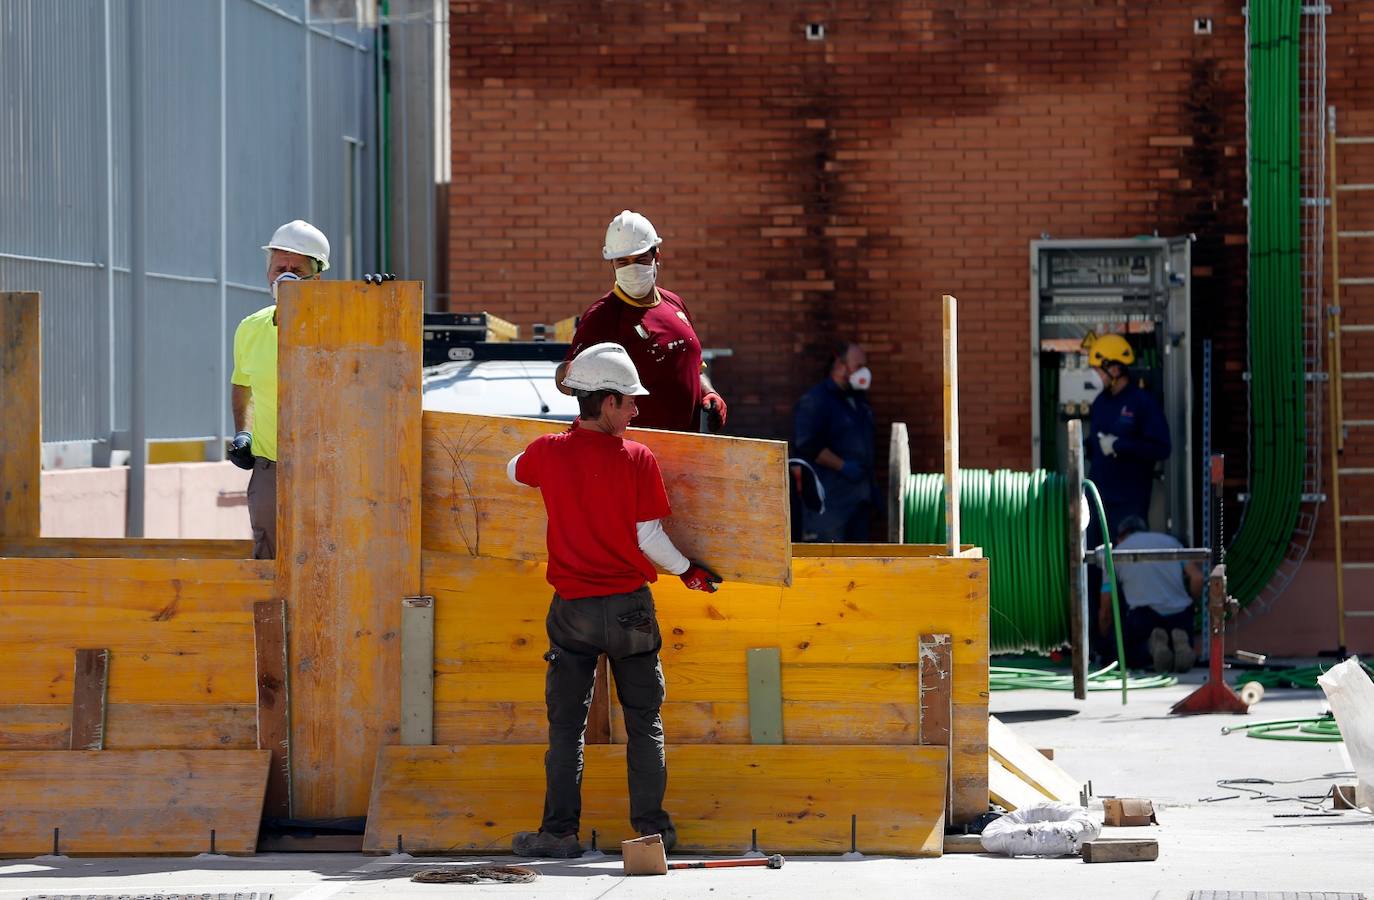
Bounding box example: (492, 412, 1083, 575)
(0, 0, 377, 449)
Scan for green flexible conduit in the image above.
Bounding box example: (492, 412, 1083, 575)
(1229, 0, 1304, 604)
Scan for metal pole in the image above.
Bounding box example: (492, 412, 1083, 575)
(304, 3, 314, 221)
(126, 0, 147, 537)
(1066, 419, 1087, 700)
(213, 0, 228, 462)
(1328, 104, 1347, 655)
(102, 0, 117, 455)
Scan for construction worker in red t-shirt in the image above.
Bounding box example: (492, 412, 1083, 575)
(554, 210, 727, 433)
(507, 341, 723, 859)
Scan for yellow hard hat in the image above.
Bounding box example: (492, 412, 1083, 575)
(1086, 333, 1135, 368)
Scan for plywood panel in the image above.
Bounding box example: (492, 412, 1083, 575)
(988, 715, 1083, 802)
(276, 280, 422, 818)
(421, 412, 791, 586)
(363, 744, 946, 856)
(0, 704, 257, 751)
(0, 749, 269, 855)
(0, 538, 253, 559)
(0, 292, 40, 539)
(424, 551, 989, 823)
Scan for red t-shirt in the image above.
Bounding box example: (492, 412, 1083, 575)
(566, 288, 703, 431)
(515, 422, 673, 600)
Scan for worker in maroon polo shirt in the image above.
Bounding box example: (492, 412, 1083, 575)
(508, 342, 723, 859)
(555, 210, 727, 433)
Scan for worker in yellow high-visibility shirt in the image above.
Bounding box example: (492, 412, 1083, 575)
(227, 220, 330, 560)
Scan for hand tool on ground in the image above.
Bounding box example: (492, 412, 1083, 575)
(668, 854, 785, 870)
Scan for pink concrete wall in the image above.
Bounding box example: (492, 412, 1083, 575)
(1234, 563, 1374, 658)
(41, 463, 252, 539)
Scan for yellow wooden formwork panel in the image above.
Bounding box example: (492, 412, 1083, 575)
(420, 412, 791, 586)
(793, 543, 980, 558)
(0, 537, 253, 559)
(363, 744, 947, 856)
(0, 292, 41, 540)
(0, 704, 256, 752)
(276, 280, 422, 819)
(424, 551, 989, 823)
(0, 749, 269, 856)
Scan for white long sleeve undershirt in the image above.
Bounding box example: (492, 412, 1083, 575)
(507, 452, 689, 575)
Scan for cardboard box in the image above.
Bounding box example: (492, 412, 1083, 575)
(622, 834, 668, 876)
(1102, 798, 1157, 827)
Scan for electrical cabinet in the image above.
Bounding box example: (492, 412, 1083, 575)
(1030, 237, 1193, 542)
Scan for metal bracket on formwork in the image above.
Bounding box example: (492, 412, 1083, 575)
(400, 596, 435, 746)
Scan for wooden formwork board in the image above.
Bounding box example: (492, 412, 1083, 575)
(0, 557, 271, 750)
(423, 550, 989, 823)
(420, 412, 792, 587)
(0, 292, 40, 540)
(0, 537, 253, 559)
(987, 715, 1083, 802)
(276, 280, 422, 818)
(364, 744, 947, 856)
(0, 749, 269, 856)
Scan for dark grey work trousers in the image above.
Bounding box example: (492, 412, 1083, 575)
(246, 458, 276, 560)
(540, 586, 673, 839)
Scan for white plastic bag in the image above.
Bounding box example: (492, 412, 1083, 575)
(1317, 656, 1374, 809)
(980, 801, 1101, 857)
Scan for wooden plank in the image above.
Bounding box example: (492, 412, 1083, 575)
(69, 649, 109, 750)
(1, 704, 257, 751)
(253, 599, 290, 818)
(420, 411, 792, 587)
(586, 656, 611, 744)
(746, 647, 783, 744)
(887, 422, 910, 543)
(363, 744, 947, 856)
(988, 755, 1043, 811)
(792, 543, 977, 558)
(0, 537, 253, 559)
(0, 749, 269, 855)
(1081, 839, 1159, 863)
(0, 292, 41, 539)
(942, 294, 960, 556)
(988, 715, 1083, 803)
(943, 833, 986, 854)
(277, 279, 422, 818)
(401, 596, 435, 746)
(919, 633, 953, 821)
(423, 550, 990, 824)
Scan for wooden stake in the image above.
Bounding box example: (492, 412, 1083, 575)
(887, 422, 910, 543)
(253, 599, 290, 818)
(942, 295, 960, 557)
(70, 649, 110, 750)
(0, 292, 41, 540)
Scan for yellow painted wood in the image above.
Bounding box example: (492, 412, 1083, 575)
(276, 280, 422, 818)
(0, 537, 252, 559)
(420, 411, 792, 586)
(0, 749, 269, 855)
(988, 755, 1044, 812)
(1, 292, 41, 540)
(424, 550, 989, 823)
(363, 744, 947, 856)
(0, 703, 258, 750)
(988, 715, 1083, 802)
(943, 294, 961, 555)
(792, 543, 980, 558)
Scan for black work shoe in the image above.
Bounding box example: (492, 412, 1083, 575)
(642, 828, 676, 852)
(512, 830, 583, 858)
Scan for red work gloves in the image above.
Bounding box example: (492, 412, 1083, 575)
(701, 391, 727, 432)
(680, 561, 724, 593)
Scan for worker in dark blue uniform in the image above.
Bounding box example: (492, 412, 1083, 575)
(792, 342, 875, 542)
(1084, 333, 1171, 662)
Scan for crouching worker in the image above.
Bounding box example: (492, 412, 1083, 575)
(506, 341, 724, 859)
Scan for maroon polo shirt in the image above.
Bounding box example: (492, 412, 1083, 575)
(565, 287, 704, 431)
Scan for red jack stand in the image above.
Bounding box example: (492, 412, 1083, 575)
(1171, 565, 1250, 715)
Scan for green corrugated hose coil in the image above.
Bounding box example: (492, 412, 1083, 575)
(1229, 0, 1305, 605)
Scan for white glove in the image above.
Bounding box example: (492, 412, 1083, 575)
(1098, 433, 1118, 458)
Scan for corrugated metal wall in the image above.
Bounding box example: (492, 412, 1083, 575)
(0, 0, 378, 448)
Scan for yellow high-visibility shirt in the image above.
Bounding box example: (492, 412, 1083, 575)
(230, 304, 279, 461)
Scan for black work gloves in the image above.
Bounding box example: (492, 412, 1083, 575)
(227, 431, 255, 470)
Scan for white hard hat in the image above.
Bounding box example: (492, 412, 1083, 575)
(562, 342, 650, 396)
(262, 219, 331, 272)
(602, 210, 662, 261)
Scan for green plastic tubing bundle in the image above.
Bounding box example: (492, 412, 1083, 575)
(1228, 0, 1304, 605)
(904, 470, 1069, 654)
(1222, 713, 1342, 742)
(991, 662, 1176, 692)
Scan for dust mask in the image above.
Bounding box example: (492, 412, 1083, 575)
(272, 271, 301, 302)
(615, 262, 657, 299)
(848, 366, 872, 391)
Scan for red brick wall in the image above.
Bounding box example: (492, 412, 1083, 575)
(447, 1, 1373, 616)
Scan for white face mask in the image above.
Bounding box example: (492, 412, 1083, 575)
(848, 366, 872, 391)
(615, 261, 657, 299)
(271, 271, 301, 302)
